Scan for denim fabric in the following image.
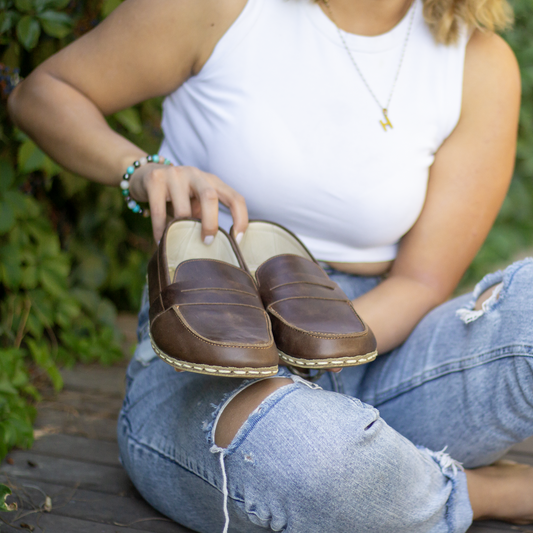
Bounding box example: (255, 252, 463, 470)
(118, 259, 533, 532)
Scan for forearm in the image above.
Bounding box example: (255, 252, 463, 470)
(353, 275, 446, 354)
(7, 69, 145, 185)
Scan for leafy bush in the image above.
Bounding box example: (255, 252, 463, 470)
(0, 0, 532, 461)
(0, 0, 157, 460)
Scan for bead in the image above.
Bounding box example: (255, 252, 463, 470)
(134, 160, 141, 168)
(165, 160, 172, 165)
(143, 209, 151, 218)
(127, 166, 135, 175)
(133, 205, 141, 213)
(152, 155, 160, 163)
(128, 200, 137, 210)
(120, 180, 130, 190)
(122, 190, 129, 196)
(139, 157, 148, 166)
(125, 196, 131, 202)
(147, 155, 153, 162)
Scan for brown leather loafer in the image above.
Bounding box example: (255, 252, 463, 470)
(233, 220, 378, 369)
(148, 219, 279, 377)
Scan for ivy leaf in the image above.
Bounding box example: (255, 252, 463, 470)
(39, 266, 66, 297)
(38, 11, 72, 39)
(16, 15, 40, 51)
(14, 0, 33, 12)
(4, 190, 27, 217)
(101, 0, 121, 17)
(0, 199, 15, 234)
(39, 0, 70, 10)
(46, 365, 63, 391)
(17, 138, 46, 174)
(113, 108, 142, 135)
(0, 159, 15, 193)
(0, 484, 17, 512)
(0, 11, 20, 35)
(0, 243, 22, 287)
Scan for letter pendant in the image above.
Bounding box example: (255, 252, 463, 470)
(380, 109, 393, 131)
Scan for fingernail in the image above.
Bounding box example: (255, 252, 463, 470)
(235, 232, 244, 245)
(204, 235, 214, 246)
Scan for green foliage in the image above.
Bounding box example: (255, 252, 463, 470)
(0, 483, 17, 511)
(0, 0, 158, 461)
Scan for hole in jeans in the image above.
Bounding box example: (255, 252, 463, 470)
(474, 282, 503, 311)
(214, 378, 293, 448)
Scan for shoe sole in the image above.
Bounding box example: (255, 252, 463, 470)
(150, 335, 279, 378)
(278, 350, 378, 368)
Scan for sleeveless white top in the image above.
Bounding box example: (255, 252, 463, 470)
(159, 0, 468, 262)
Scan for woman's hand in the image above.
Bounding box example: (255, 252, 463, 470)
(129, 164, 249, 243)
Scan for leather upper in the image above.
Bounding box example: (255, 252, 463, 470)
(148, 220, 279, 369)
(255, 253, 376, 358)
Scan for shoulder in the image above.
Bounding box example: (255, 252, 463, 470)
(34, 0, 248, 113)
(98, 0, 248, 73)
(462, 30, 520, 118)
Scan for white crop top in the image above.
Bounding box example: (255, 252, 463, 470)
(159, 0, 468, 262)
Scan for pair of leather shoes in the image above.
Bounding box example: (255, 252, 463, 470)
(148, 218, 377, 377)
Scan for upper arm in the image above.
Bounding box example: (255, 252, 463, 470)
(391, 30, 521, 298)
(29, 0, 246, 115)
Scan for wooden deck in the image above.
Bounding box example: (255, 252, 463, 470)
(0, 315, 532, 532)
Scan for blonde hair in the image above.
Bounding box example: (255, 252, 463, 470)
(316, 0, 513, 45)
(422, 0, 513, 44)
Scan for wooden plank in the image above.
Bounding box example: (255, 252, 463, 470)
(29, 434, 121, 467)
(39, 390, 124, 418)
(500, 452, 533, 467)
(509, 437, 533, 455)
(468, 522, 531, 532)
(0, 477, 193, 533)
(33, 408, 118, 442)
(0, 512, 181, 533)
(0, 451, 135, 496)
(61, 364, 127, 397)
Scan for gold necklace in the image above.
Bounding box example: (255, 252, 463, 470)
(322, 0, 416, 131)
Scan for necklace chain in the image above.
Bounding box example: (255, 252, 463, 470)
(322, 0, 416, 130)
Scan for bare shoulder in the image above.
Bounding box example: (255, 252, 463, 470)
(36, 0, 247, 113)
(462, 30, 520, 117)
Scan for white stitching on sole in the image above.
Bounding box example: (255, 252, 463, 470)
(150, 338, 278, 377)
(278, 350, 378, 368)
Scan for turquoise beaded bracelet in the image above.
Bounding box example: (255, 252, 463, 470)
(120, 154, 172, 216)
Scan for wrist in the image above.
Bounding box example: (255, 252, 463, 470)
(119, 154, 173, 216)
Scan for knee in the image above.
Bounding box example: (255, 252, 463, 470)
(214, 377, 293, 448)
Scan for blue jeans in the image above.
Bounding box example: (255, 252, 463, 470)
(117, 259, 533, 533)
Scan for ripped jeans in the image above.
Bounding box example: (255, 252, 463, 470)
(117, 259, 533, 533)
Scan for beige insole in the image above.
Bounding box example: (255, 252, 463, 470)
(238, 222, 312, 276)
(166, 221, 239, 280)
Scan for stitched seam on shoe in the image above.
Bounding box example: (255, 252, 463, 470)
(175, 258, 256, 286)
(152, 341, 278, 375)
(181, 287, 258, 296)
(270, 280, 335, 290)
(174, 307, 275, 349)
(176, 302, 265, 310)
(268, 303, 368, 338)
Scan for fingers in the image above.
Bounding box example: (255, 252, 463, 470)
(136, 163, 248, 244)
(216, 182, 249, 243)
(143, 167, 170, 243)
